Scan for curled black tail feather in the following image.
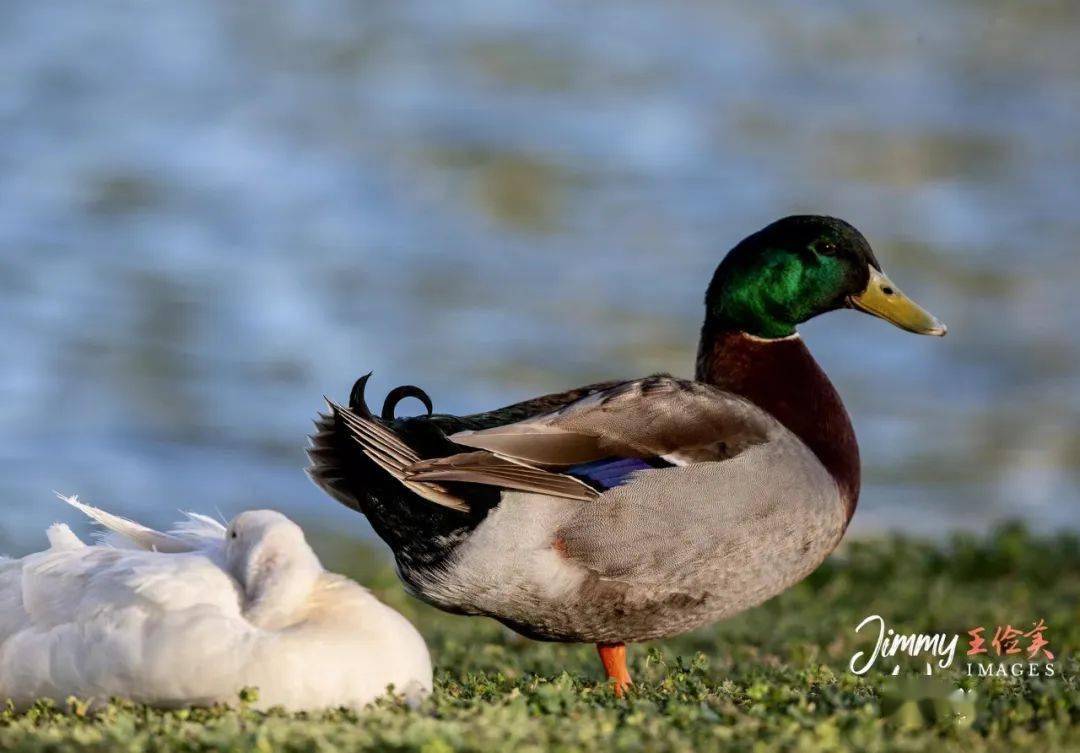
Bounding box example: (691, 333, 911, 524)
(349, 372, 375, 416)
(382, 385, 434, 421)
(349, 372, 435, 421)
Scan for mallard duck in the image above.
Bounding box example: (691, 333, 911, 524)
(0, 496, 432, 711)
(307, 215, 945, 694)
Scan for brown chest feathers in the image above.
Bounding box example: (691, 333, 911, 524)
(696, 328, 860, 521)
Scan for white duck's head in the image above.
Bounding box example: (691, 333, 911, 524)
(224, 510, 323, 629)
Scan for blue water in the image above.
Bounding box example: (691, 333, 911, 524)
(1, 1, 1078, 554)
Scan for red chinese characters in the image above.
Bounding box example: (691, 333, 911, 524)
(966, 620, 1054, 660)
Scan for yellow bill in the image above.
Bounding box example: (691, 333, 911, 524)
(849, 268, 947, 336)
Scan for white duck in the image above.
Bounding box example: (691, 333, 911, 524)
(0, 496, 432, 712)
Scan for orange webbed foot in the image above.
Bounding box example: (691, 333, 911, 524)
(597, 642, 633, 696)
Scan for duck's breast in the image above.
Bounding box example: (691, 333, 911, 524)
(241, 576, 433, 710)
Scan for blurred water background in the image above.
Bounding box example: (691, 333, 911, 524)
(1, 1, 1078, 554)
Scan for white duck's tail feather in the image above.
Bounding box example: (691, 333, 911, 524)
(56, 493, 196, 553)
(167, 511, 227, 546)
(46, 523, 86, 550)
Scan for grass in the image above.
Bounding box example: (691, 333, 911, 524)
(2, 524, 1078, 752)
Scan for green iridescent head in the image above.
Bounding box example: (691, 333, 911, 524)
(704, 215, 947, 339)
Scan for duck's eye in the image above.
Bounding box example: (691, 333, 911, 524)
(230, 530, 238, 540)
(818, 242, 838, 256)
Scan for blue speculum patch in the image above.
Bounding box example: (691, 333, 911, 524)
(567, 457, 662, 490)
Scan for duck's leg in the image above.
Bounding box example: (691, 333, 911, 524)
(596, 642, 632, 696)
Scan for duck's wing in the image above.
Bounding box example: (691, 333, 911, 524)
(329, 400, 599, 505)
(17, 540, 242, 631)
(308, 376, 625, 517)
(328, 375, 777, 511)
(447, 375, 774, 469)
(403, 451, 599, 501)
(0, 523, 87, 642)
(4, 538, 251, 709)
(433, 378, 628, 433)
(5, 503, 227, 634)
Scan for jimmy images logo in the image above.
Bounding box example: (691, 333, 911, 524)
(849, 615, 1058, 678)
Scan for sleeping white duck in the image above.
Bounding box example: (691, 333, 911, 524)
(0, 496, 432, 712)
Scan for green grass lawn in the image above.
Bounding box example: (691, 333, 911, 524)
(2, 524, 1077, 752)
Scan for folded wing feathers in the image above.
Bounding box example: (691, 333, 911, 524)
(167, 511, 228, 547)
(330, 402, 471, 513)
(449, 375, 773, 466)
(405, 452, 599, 502)
(337, 409, 419, 463)
(326, 376, 760, 509)
(56, 493, 197, 553)
(449, 427, 606, 466)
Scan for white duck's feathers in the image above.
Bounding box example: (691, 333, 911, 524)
(0, 497, 432, 712)
(56, 493, 226, 553)
(45, 523, 85, 550)
(171, 511, 228, 541)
